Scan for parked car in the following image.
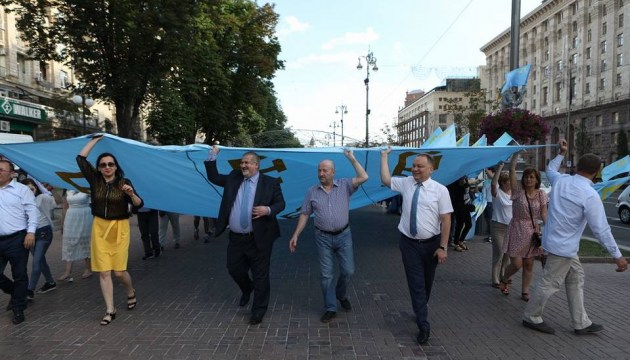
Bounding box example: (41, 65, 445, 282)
(616, 186, 630, 224)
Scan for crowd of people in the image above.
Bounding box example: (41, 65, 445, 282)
(0, 136, 627, 347)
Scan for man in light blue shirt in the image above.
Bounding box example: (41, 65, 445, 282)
(0, 159, 37, 325)
(522, 140, 628, 335)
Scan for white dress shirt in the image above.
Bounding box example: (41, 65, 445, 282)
(0, 179, 38, 235)
(543, 154, 622, 258)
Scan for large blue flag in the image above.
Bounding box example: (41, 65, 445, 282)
(501, 64, 532, 94)
(0, 134, 544, 219)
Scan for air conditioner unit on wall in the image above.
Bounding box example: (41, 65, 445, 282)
(0, 120, 9, 132)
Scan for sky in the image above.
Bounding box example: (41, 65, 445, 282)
(269, 0, 542, 146)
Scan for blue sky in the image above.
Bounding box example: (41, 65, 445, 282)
(269, 0, 542, 145)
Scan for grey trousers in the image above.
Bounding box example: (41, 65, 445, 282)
(523, 254, 592, 330)
(490, 221, 510, 285)
(159, 212, 181, 245)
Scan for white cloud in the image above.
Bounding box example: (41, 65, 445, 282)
(277, 16, 310, 37)
(286, 51, 357, 69)
(321, 27, 379, 51)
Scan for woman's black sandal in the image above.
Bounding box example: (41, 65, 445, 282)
(100, 311, 116, 326)
(127, 290, 137, 310)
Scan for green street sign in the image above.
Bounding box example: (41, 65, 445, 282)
(0, 98, 47, 123)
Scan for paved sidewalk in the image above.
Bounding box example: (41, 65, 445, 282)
(1, 206, 629, 359)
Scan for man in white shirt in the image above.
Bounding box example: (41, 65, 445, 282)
(522, 140, 628, 335)
(380, 148, 452, 345)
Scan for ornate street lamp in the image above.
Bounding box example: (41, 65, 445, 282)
(335, 104, 348, 146)
(357, 50, 378, 148)
(329, 120, 340, 147)
(72, 92, 95, 135)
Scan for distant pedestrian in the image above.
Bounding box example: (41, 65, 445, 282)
(522, 140, 628, 335)
(447, 176, 472, 252)
(289, 150, 368, 323)
(483, 167, 495, 242)
(499, 155, 547, 302)
(380, 148, 452, 345)
(205, 145, 285, 326)
(0, 159, 37, 325)
(57, 189, 92, 282)
(490, 163, 512, 288)
(159, 211, 181, 249)
(21, 178, 57, 300)
(77, 134, 144, 326)
(193, 216, 215, 242)
(136, 207, 160, 259)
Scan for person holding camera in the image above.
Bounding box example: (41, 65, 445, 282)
(499, 155, 547, 302)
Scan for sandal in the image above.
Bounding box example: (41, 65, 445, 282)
(460, 242, 469, 250)
(499, 280, 510, 295)
(454, 244, 464, 252)
(100, 311, 116, 326)
(127, 290, 137, 310)
(521, 293, 530, 302)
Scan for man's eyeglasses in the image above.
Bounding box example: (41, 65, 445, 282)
(98, 162, 116, 168)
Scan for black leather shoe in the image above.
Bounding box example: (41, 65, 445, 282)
(320, 311, 336, 323)
(249, 314, 263, 325)
(522, 320, 555, 334)
(239, 289, 252, 307)
(574, 323, 604, 335)
(416, 330, 430, 345)
(339, 298, 352, 311)
(12, 310, 25, 325)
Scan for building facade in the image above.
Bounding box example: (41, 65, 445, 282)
(397, 78, 480, 147)
(481, 0, 629, 168)
(0, 7, 115, 140)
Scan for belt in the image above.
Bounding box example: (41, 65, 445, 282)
(405, 233, 440, 243)
(229, 231, 254, 239)
(0, 230, 26, 241)
(316, 224, 349, 236)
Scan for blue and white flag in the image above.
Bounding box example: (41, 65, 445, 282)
(501, 64, 532, 94)
(600, 155, 630, 181)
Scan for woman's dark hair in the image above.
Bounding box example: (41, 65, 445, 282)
(521, 167, 541, 189)
(20, 178, 42, 196)
(96, 152, 125, 186)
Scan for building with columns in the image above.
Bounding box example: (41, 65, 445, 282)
(481, 0, 629, 169)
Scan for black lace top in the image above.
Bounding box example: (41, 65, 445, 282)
(76, 155, 143, 220)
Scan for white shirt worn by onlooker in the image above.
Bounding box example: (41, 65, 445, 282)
(491, 183, 513, 225)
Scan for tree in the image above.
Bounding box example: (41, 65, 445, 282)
(617, 130, 629, 160)
(376, 123, 400, 145)
(144, 86, 197, 145)
(251, 129, 302, 148)
(444, 88, 499, 142)
(1, 0, 199, 139)
(575, 118, 592, 157)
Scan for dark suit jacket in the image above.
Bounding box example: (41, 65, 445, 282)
(205, 160, 286, 250)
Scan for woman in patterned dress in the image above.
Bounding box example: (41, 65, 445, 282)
(500, 155, 547, 301)
(57, 189, 93, 282)
(77, 134, 144, 326)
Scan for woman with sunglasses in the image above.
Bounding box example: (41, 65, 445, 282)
(20, 178, 57, 300)
(77, 134, 144, 325)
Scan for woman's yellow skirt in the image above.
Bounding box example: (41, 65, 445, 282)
(90, 216, 130, 272)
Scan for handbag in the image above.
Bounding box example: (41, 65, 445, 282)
(525, 192, 542, 248)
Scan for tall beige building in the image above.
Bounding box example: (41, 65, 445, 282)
(481, 0, 629, 168)
(0, 7, 115, 140)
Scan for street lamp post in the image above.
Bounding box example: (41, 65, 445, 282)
(335, 104, 348, 146)
(329, 120, 340, 147)
(72, 92, 95, 135)
(357, 50, 378, 148)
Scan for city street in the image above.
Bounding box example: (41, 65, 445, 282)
(585, 188, 630, 248)
(1, 205, 629, 359)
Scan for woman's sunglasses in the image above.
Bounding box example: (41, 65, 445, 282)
(98, 162, 116, 168)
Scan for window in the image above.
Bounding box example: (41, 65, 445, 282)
(532, 99, 536, 109)
(600, 77, 606, 89)
(533, 85, 537, 94)
(543, 86, 549, 105)
(601, 40, 607, 53)
(597, 115, 603, 126)
(543, 20, 548, 31)
(595, 134, 601, 145)
(557, 60, 564, 72)
(573, 21, 578, 32)
(602, 4, 607, 16)
(59, 70, 68, 88)
(557, 29, 563, 41)
(617, 73, 623, 86)
(618, 53, 624, 66)
(544, 36, 549, 47)
(439, 114, 447, 123)
(586, 47, 591, 59)
(618, 33, 624, 47)
(588, 13, 592, 24)
(571, 2, 578, 15)
(556, 11, 563, 23)
(545, 50, 550, 60)
(570, 77, 576, 101)
(603, 22, 607, 35)
(612, 133, 618, 145)
(601, 59, 607, 71)
(544, 66, 550, 78)
(571, 53, 578, 65)
(613, 112, 619, 124)
(533, 70, 537, 80)
(586, 64, 591, 76)
(620, 14, 625, 27)
(573, 36, 579, 48)
(588, 29, 592, 42)
(586, 82, 591, 93)
(555, 82, 562, 102)
(438, 105, 442, 110)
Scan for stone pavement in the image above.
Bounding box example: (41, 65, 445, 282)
(1, 206, 629, 359)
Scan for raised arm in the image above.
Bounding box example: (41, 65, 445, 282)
(380, 147, 393, 187)
(491, 162, 504, 198)
(509, 154, 519, 191)
(546, 139, 567, 184)
(344, 149, 368, 188)
(204, 145, 228, 187)
(79, 134, 103, 157)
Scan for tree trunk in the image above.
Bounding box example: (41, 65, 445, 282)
(115, 98, 142, 140)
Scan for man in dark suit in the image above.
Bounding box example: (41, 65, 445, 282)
(205, 145, 285, 325)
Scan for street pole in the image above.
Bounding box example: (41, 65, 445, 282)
(357, 51, 378, 148)
(335, 104, 348, 146)
(72, 91, 95, 135)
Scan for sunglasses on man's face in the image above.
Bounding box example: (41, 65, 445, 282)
(98, 162, 116, 169)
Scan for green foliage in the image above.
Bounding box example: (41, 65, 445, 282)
(252, 129, 302, 148)
(145, 87, 197, 145)
(576, 118, 592, 157)
(617, 131, 628, 160)
(444, 88, 499, 142)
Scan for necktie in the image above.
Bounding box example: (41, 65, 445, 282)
(410, 182, 422, 237)
(240, 178, 250, 229)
